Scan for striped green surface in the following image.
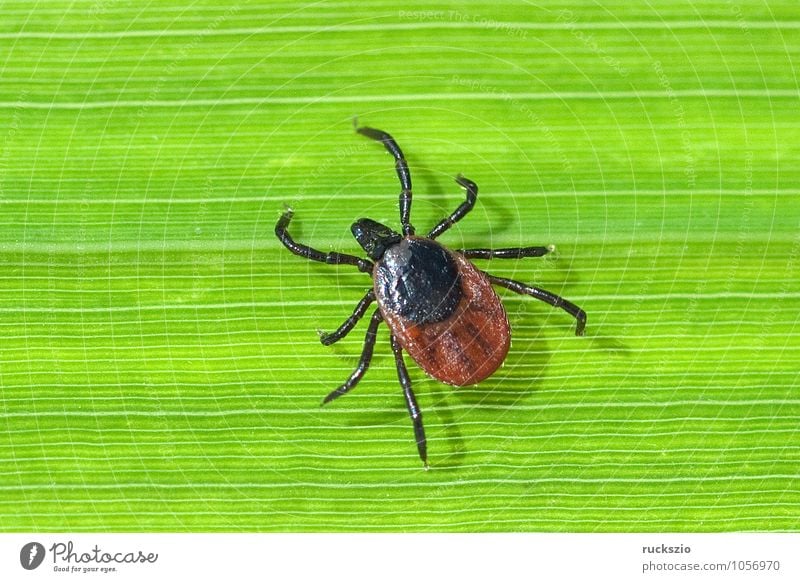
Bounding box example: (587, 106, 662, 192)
(0, 1, 798, 531)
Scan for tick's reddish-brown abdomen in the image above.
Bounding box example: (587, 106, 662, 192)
(377, 250, 510, 386)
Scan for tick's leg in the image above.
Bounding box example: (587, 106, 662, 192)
(355, 123, 415, 236)
(322, 310, 383, 404)
(275, 209, 374, 274)
(319, 290, 376, 346)
(459, 245, 552, 259)
(391, 334, 428, 468)
(485, 273, 586, 336)
(428, 175, 478, 239)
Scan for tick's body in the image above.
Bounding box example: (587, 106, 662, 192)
(374, 237, 510, 386)
(275, 123, 586, 467)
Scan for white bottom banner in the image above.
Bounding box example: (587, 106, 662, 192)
(1, 533, 796, 581)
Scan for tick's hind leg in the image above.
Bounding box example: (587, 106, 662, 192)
(275, 208, 373, 273)
(486, 273, 587, 336)
(355, 123, 415, 236)
(322, 310, 383, 404)
(319, 290, 375, 346)
(391, 334, 428, 468)
(428, 175, 478, 240)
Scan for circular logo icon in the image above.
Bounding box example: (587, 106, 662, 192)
(20, 542, 46, 570)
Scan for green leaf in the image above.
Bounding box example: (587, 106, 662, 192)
(0, 1, 798, 531)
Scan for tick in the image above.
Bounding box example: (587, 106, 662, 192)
(275, 124, 586, 467)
